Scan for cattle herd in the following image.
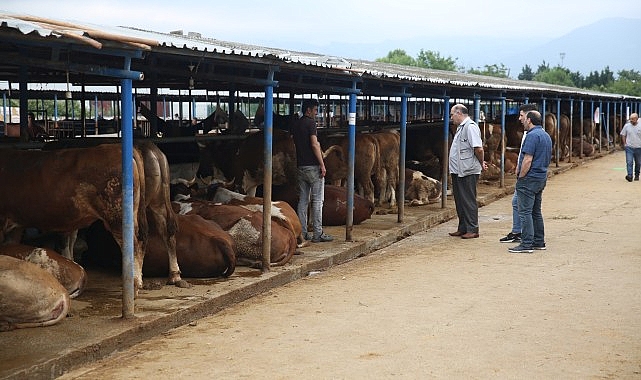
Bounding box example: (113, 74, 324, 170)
(0, 105, 615, 332)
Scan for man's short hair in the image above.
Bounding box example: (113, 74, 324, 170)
(301, 99, 319, 114)
(519, 103, 538, 113)
(526, 111, 542, 125)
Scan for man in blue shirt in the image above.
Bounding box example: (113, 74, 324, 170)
(509, 111, 553, 254)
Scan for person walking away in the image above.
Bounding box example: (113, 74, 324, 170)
(509, 111, 552, 254)
(448, 104, 488, 239)
(620, 113, 641, 182)
(500, 103, 538, 243)
(291, 99, 333, 243)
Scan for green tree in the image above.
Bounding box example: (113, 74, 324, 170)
(518, 64, 535, 81)
(466, 63, 510, 78)
(607, 69, 641, 97)
(533, 66, 575, 87)
(415, 49, 460, 71)
(376, 49, 416, 66)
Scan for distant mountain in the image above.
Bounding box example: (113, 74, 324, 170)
(500, 17, 640, 76)
(265, 17, 639, 79)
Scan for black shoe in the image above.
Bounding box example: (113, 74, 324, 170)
(532, 244, 547, 250)
(626, 175, 633, 182)
(508, 245, 534, 254)
(499, 232, 521, 243)
(635, 176, 640, 181)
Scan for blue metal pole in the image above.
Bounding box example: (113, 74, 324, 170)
(346, 81, 358, 241)
(569, 98, 574, 162)
(398, 89, 408, 223)
(120, 58, 135, 319)
(262, 71, 275, 272)
(606, 101, 611, 149)
(474, 93, 480, 124)
(94, 95, 99, 135)
(556, 99, 561, 166)
(442, 95, 450, 209)
(579, 100, 584, 159)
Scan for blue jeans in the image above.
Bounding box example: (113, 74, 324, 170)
(624, 146, 641, 178)
(511, 190, 521, 234)
(297, 166, 325, 238)
(516, 177, 547, 248)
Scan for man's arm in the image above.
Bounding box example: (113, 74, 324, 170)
(474, 147, 488, 171)
(310, 134, 326, 177)
(518, 154, 533, 178)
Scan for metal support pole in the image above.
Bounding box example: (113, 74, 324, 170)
(441, 95, 450, 209)
(261, 71, 276, 273)
(398, 88, 409, 223)
(120, 72, 135, 319)
(346, 81, 358, 241)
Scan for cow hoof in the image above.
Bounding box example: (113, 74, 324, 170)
(297, 240, 310, 248)
(172, 279, 192, 289)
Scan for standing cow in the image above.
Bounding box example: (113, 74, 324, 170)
(0, 144, 149, 294)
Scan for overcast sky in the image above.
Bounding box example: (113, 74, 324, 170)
(3, 0, 640, 51)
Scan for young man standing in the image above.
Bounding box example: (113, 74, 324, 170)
(291, 99, 333, 243)
(500, 103, 538, 243)
(509, 111, 553, 254)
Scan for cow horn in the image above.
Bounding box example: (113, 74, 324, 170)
(223, 177, 235, 189)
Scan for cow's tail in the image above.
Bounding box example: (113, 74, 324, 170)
(220, 240, 236, 277)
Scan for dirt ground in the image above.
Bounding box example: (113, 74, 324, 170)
(52, 151, 641, 379)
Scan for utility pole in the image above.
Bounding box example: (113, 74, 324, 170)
(560, 52, 566, 67)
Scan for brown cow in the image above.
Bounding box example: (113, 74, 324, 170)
(324, 133, 380, 205)
(544, 113, 557, 159)
(0, 243, 87, 298)
(172, 198, 296, 266)
(370, 130, 400, 207)
(0, 144, 148, 294)
(204, 184, 306, 247)
(0, 255, 70, 331)
(144, 213, 235, 278)
(571, 137, 595, 157)
(558, 114, 571, 159)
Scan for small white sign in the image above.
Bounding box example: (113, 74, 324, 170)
(348, 113, 356, 125)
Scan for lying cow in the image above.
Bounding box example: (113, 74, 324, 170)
(266, 184, 375, 227)
(0, 243, 87, 298)
(0, 255, 70, 331)
(144, 213, 236, 278)
(571, 137, 595, 157)
(172, 198, 296, 267)
(404, 169, 442, 206)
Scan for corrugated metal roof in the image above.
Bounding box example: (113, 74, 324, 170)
(0, 12, 637, 100)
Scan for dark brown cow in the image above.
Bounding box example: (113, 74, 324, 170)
(267, 184, 375, 227)
(234, 129, 298, 197)
(172, 198, 296, 266)
(144, 213, 235, 278)
(0, 255, 70, 331)
(0, 243, 87, 298)
(404, 169, 442, 206)
(0, 144, 148, 293)
(571, 137, 595, 157)
(320, 185, 375, 226)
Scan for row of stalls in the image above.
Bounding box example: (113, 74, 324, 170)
(1, 13, 640, 317)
